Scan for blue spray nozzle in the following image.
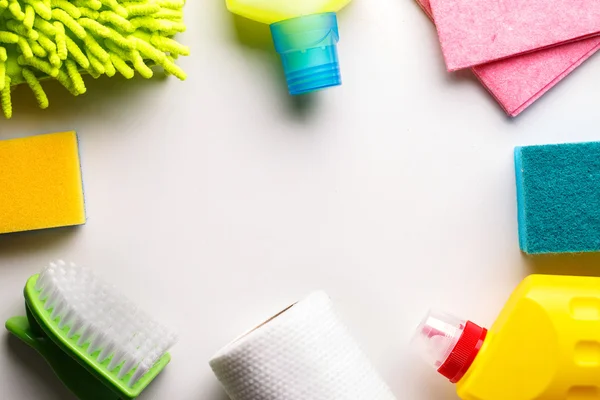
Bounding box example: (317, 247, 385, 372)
(270, 13, 341, 96)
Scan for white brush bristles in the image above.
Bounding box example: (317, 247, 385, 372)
(34, 260, 178, 387)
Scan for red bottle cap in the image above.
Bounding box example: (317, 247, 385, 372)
(413, 311, 488, 384)
(437, 321, 487, 383)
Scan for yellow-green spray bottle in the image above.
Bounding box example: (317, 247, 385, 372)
(226, 0, 351, 95)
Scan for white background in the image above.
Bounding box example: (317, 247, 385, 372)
(2, 0, 600, 399)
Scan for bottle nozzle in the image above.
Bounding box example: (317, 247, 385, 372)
(413, 310, 487, 383)
(270, 13, 342, 96)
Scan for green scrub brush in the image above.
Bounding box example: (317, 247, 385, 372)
(0, 0, 189, 119)
(5, 260, 178, 400)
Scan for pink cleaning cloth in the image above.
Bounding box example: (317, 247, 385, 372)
(429, 0, 600, 71)
(417, 0, 600, 116)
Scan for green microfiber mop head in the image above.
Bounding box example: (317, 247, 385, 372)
(0, 0, 189, 118)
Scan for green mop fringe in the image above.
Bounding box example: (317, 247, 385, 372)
(0, 0, 189, 118)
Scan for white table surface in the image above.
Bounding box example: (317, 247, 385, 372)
(2, 0, 600, 399)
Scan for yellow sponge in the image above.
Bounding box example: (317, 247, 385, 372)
(0, 131, 85, 235)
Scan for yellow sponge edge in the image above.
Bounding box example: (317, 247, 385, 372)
(0, 131, 86, 235)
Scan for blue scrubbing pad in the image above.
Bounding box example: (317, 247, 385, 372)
(515, 142, 600, 254)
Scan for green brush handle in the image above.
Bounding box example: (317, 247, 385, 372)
(6, 310, 120, 400)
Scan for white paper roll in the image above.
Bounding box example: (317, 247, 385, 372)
(210, 291, 397, 400)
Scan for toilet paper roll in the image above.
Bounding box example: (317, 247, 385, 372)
(210, 291, 397, 400)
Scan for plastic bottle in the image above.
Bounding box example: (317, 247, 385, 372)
(226, 0, 351, 95)
(413, 274, 600, 400)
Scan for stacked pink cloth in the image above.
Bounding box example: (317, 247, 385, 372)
(418, 0, 600, 116)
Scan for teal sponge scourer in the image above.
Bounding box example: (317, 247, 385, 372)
(515, 142, 600, 254)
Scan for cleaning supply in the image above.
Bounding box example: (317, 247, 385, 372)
(226, 0, 351, 95)
(429, 0, 600, 71)
(210, 291, 397, 400)
(413, 274, 600, 400)
(416, 0, 600, 117)
(0, 0, 189, 119)
(515, 142, 600, 254)
(5, 260, 178, 400)
(0, 131, 86, 235)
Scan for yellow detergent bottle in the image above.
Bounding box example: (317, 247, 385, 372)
(414, 274, 600, 400)
(226, 0, 351, 95)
